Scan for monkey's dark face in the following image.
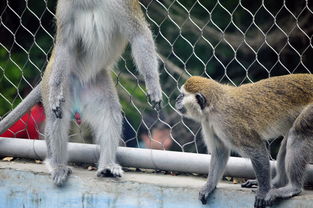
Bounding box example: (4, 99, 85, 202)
(175, 86, 207, 121)
(175, 93, 187, 114)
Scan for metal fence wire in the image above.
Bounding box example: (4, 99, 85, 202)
(0, 0, 313, 158)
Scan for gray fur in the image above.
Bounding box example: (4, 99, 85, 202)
(244, 144, 271, 208)
(265, 105, 313, 205)
(0, 0, 162, 186)
(271, 137, 288, 188)
(43, 0, 162, 185)
(199, 124, 230, 204)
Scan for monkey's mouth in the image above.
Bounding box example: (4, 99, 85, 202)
(178, 107, 187, 114)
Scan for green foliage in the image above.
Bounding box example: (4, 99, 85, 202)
(0, 35, 51, 116)
(0, 48, 29, 115)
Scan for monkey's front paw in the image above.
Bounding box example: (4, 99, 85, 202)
(97, 164, 123, 178)
(148, 97, 161, 111)
(199, 190, 210, 205)
(51, 166, 72, 186)
(147, 87, 162, 110)
(198, 185, 214, 205)
(241, 179, 258, 188)
(254, 196, 267, 208)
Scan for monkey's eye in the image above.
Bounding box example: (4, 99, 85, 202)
(195, 93, 207, 110)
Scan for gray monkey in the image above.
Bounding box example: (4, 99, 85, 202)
(0, 0, 162, 186)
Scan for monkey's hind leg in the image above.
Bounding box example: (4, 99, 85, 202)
(242, 138, 288, 189)
(44, 104, 72, 186)
(243, 143, 271, 208)
(265, 105, 313, 205)
(81, 74, 123, 178)
(271, 137, 288, 188)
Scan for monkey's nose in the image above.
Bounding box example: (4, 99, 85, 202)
(175, 102, 186, 114)
(175, 93, 184, 102)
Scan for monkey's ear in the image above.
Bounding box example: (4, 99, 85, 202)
(195, 93, 207, 110)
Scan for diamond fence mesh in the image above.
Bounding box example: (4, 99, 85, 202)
(0, 0, 313, 159)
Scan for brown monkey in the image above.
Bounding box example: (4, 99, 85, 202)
(175, 74, 313, 208)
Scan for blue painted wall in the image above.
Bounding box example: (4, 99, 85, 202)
(0, 169, 311, 208)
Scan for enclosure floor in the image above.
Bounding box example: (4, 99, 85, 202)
(0, 160, 312, 208)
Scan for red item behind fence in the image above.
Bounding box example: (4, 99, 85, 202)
(0, 104, 45, 139)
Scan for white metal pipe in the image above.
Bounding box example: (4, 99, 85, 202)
(0, 137, 313, 182)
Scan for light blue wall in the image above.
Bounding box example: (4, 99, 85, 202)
(0, 169, 311, 208)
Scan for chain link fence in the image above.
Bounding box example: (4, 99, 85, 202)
(0, 0, 313, 158)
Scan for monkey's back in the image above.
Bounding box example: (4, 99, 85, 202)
(235, 74, 313, 107)
(221, 74, 313, 140)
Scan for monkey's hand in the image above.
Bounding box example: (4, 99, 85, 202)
(147, 84, 162, 111)
(254, 195, 267, 208)
(148, 94, 161, 111)
(198, 184, 215, 205)
(49, 88, 65, 119)
(254, 190, 269, 208)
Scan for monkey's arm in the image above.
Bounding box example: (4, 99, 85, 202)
(0, 84, 41, 135)
(199, 126, 230, 204)
(119, 2, 162, 109)
(47, 44, 69, 118)
(130, 28, 162, 105)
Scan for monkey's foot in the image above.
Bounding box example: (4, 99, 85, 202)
(51, 166, 72, 186)
(49, 91, 65, 119)
(241, 179, 258, 188)
(265, 186, 302, 206)
(97, 164, 123, 178)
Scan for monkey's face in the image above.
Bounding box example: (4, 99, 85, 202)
(175, 86, 207, 121)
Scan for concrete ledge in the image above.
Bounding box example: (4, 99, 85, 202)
(0, 160, 312, 208)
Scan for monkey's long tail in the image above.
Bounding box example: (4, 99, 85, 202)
(0, 84, 41, 135)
